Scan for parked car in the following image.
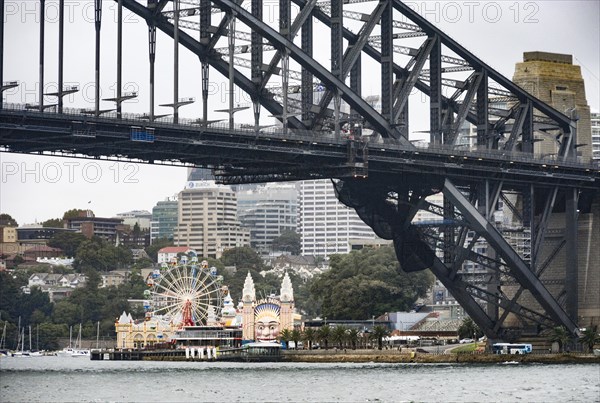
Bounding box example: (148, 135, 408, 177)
(459, 338, 475, 344)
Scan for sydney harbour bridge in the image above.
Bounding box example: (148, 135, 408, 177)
(1, 0, 598, 342)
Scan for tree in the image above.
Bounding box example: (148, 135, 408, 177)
(0, 213, 18, 226)
(52, 300, 80, 327)
(271, 230, 301, 255)
(332, 325, 348, 349)
(132, 222, 141, 238)
(302, 327, 316, 350)
(220, 247, 264, 271)
(279, 328, 291, 347)
(371, 325, 390, 350)
(74, 237, 132, 272)
(145, 238, 174, 262)
(42, 218, 63, 228)
(48, 232, 87, 257)
(62, 209, 90, 220)
(550, 326, 571, 353)
(347, 328, 360, 350)
(579, 326, 600, 353)
(291, 328, 302, 350)
(310, 246, 434, 320)
(317, 325, 331, 350)
(458, 318, 483, 340)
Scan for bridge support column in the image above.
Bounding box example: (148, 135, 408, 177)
(228, 13, 236, 129)
(39, 0, 45, 112)
(565, 188, 578, 322)
(116, 0, 122, 118)
(301, 15, 313, 126)
(94, 0, 102, 117)
(173, 0, 180, 124)
(429, 35, 442, 145)
(58, 0, 64, 114)
(148, 24, 156, 121)
(200, 0, 210, 123)
(0, 0, 3, 111)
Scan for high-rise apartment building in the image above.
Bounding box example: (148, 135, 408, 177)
(150, 198, 179, 243)
(237, 183, 298, 255)
(174, 181, 249, 258)
(298, 179, 377, 257)
(592, 112, 600, 161)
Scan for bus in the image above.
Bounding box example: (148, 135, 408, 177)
(492, 343, 532, 354)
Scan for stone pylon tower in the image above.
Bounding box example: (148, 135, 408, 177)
(279, 272, 295, 331)
(512, 52, 599, 329)
(241, 272, 256, 340)
(513, 51, 592, 160)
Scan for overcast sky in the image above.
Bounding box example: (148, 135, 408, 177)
(1, 0, 599, 225)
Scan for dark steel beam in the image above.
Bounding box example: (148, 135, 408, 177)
(449, 72, 482, 145)
(476, 71, 489, 148)
(503, 102, 529, 152)
(381, 1, 393, 124)
(301, 14, 313, 125)
(39, 0, 45, 112)
(148, 24, 156, 121)
(117, 0, 122, 119)
(251, 0, 262, 85)
(94, 0, 102, 117)
(174, 0, 180, 124)
(200, 0, 210, 122)
(565, 188, 578, 321)
(429, 35, 442, 145)
(0, 0, 3, 110)
(392, 37, 435, 125)
(58, 0, 64, 114)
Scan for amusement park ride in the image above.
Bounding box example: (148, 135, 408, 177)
(144, 254, 225, 328)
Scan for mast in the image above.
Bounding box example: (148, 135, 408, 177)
(96, 321, 100, 349)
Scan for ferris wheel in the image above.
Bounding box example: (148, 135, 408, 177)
(145, 258, 224, 326)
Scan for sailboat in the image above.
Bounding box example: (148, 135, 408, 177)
(56, 326, 75, 357)
(0, 321, 8, 357)
(12, 327, 31, 357)
(71, 324, 90, 358)
(28, 326, 42, 357)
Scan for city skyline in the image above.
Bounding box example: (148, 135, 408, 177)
(2, 1, 599, 225)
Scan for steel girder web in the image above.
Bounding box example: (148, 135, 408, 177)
(442, 178, 580, 337)
(333, 177, 441, 272)
(119, 0, 306, 132)
(332, 177, 500, 337)
(210, 0, 413, 145)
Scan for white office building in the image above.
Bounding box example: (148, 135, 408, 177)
(592, 111, 600, 161)
(174, 181, 250, 258)
(298, 179, 377, 257)
(237, 183, 298, 255)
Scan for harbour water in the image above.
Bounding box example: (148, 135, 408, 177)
(0, 356, 598, 402)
